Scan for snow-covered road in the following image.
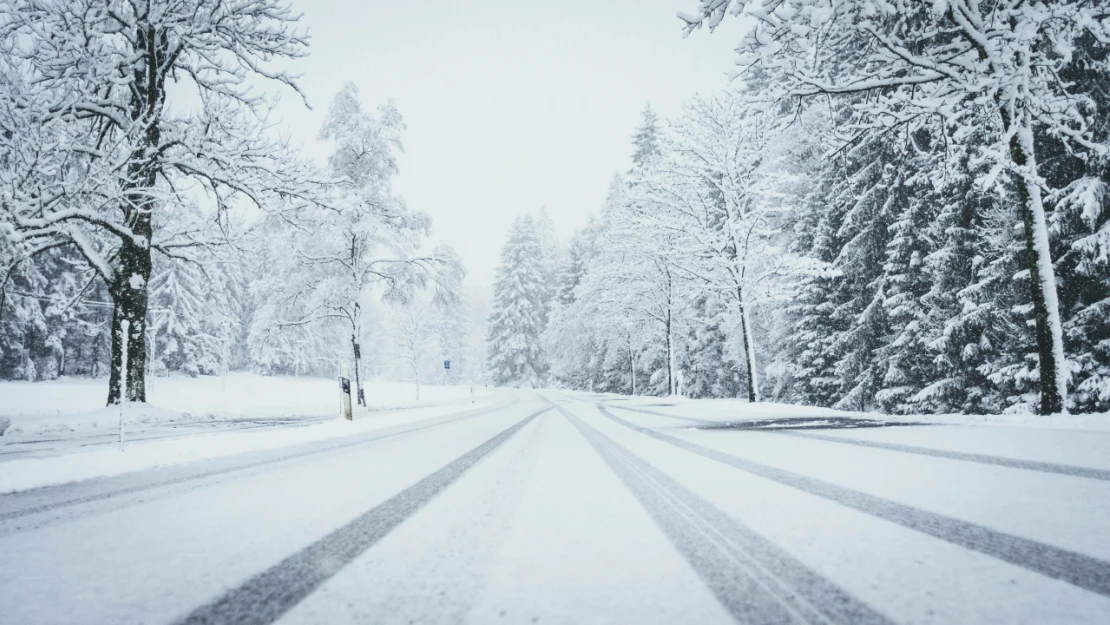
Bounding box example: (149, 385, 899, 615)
(2, 391, 1109, 624)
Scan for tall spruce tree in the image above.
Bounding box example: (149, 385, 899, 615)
(486, 216, 548, 387)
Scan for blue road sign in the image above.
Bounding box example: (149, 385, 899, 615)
(444, 360, 451, 370)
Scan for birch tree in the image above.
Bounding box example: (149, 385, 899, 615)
(582, 187, 689, 396)
(387, 300, 435, 401)
(679, 0, 1110, 413)
(633, 91, 816, 401)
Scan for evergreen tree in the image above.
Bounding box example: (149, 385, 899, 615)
(683, 293, 739, 399)
(486, 216, 549, 387)
(631, 104, 662, 169)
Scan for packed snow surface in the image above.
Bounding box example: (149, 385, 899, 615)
(2, 390, 1109, 624)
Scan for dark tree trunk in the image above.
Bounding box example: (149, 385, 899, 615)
(352, 334, 366, 407)
(106, 18, 169, 405)
(107, 246, 150, 404)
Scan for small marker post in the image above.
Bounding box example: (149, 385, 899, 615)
(118, 319, 129, 450)
(339, 365, 353, 421)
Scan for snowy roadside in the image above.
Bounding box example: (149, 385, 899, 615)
(0, 373, 487, 437)
(0, 394, 505, 495)
(601, 394, 1110, 431)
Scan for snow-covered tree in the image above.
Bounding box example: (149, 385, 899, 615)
(251, 85, 459, 405)
(579, 182, 689, 396)
(680, 0, 1110, 413)
(386, 300, 436, 401)
(147, 253, 236, 377)
(632, 90, 817, 401)
(486, 215, 549, 387)
(0, 0, 317, 404)
(631, 105, 663, 170)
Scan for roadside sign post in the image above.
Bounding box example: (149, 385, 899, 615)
(443, 360, 450, 386)
(339, 365, 353, 421)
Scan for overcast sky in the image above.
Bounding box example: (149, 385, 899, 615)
(273, 0, 743, 288)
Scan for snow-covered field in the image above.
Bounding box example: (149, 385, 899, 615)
(0, 373, 493, 493)
(0, 373, 485, 436)
(0, 395, 507, 494)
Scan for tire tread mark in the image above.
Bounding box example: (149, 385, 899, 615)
(0, 398, 518, 523)
(778, 430, 1110, 482)
(174, 405, 549, 625)
(608, 402, 1110, 481)
(551, 400, 893, 625)
(598, 403, 1110, 598)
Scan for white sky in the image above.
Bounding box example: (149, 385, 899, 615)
(273, 0, 743, 288)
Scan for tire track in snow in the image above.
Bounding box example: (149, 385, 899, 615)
(775, 430, 1110, 482)
(0, 397, 519, 530)
(173, 404, 550, 625)
(607, 402, 1110, 481)
(597, 403, 1110, 598)
(550, 399, 893, 625)
(603, 402, 713, 425)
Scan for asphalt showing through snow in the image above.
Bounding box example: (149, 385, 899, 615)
(175, 405, 551, 625)
(3, 391, 1110, 624)
(599, 403, 1110, 598)
(0, 397, 519, 534)
(555, 401, 895, 625)
(778, 429, 1110, 481)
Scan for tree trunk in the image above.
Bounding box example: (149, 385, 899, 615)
(107, 238, 152, 404)
(1004, 107, 1068, 415)
(737, 288, 760, 403)
(666, 311, 676, 396)
(352, 333, 365, 407)
(106, 19, 168, 406)
(628, 340, 637, 396)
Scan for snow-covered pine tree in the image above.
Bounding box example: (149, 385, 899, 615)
(147, 254, 236, 377)
(912, 165, 1018, 414)
(682, 292, 740, 399)
(875, 157, 943, 413)
(681, 0, 1110, 414)
(486, 216, 549, 387)
(631, 105, 662, 170)
(544, 220, 605, 390)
